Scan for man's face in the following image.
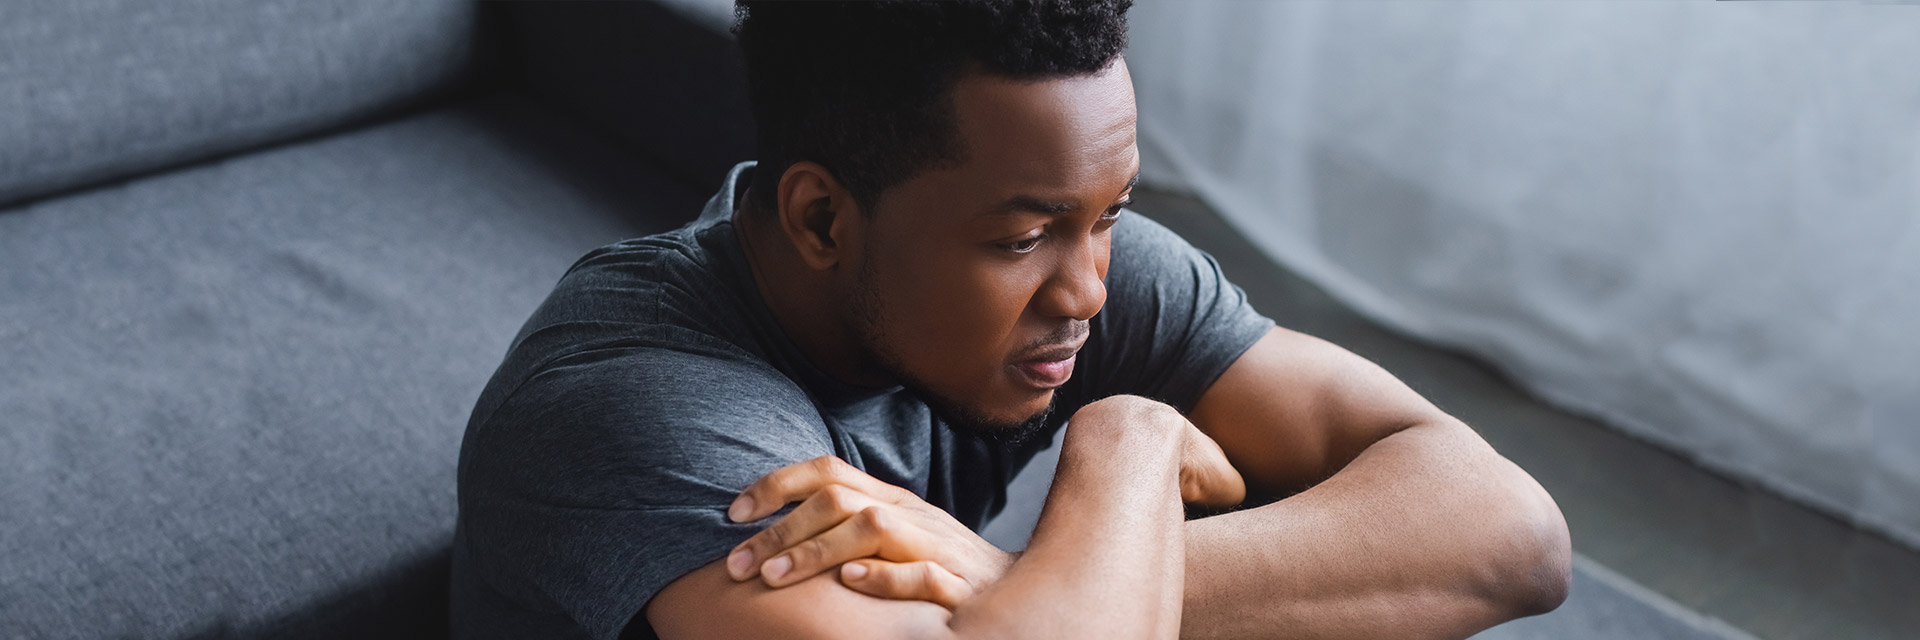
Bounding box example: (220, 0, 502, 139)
(845, 60, 1139, 434)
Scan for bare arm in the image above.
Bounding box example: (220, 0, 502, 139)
(1182, 328, 1572, 639)
(646, 395, 1193, 640)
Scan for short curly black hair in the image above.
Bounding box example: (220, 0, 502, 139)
(732, 0, 1132, 216)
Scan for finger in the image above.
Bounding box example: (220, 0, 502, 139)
(840, 559, 975, 609)
(729, 455, 911, 523)
(727, 485, 880, 581)
(1181, 424, 1247, 508)
(757, 505, 912, 588)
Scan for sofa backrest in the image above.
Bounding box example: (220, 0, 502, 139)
(0, 0, 479, 208)
(488, 0, 756, 196)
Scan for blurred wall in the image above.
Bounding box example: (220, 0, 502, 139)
(1128, 0, 1920, 548)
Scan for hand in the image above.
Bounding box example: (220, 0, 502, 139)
(1074, 395, 1246, 509)
(724, 456, 1014, 608)
(1179, 413, 1247, 509)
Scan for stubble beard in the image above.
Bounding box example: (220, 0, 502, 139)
(847, 253, 1054, 449)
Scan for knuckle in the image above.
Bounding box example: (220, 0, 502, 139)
(894, 561, 927, 587)
(869, 562, 899, 582)
(796, 537, 828, 566)
(857, 506, 892, 535)
(862, 564, 902, 593)
(895, 566, 925, 594)
(819, 485, 859, 514)
(883, 484, 920, 504)
(916, 563, 948, 592)
(809, 455, 846, 478)
(760, 523, 790, 550)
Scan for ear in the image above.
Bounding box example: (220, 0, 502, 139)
(774, 161, 866, 271)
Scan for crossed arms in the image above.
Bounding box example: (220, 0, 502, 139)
(646, 327, 1573, 639)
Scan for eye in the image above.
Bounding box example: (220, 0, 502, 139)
(1097, 200, 1132, 225)
(1001, 234, 1045, 254)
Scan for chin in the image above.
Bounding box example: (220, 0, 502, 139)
(914, 384, 1056, 445)
(880, 357, 1057, 441)
(1009, 389, 1056, 422)
(971, 382, 1054, 426)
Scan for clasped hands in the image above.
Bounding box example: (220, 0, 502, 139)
(724, 395, 1246, 608)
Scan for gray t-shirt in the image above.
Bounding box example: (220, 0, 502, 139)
(449, 162, 1274, 640)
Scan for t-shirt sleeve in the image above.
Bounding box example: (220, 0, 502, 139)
(457, 339, 833, 640)
(1068, 210, 1276, 414)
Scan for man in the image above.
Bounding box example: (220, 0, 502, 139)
(450, 1, 1571, 638)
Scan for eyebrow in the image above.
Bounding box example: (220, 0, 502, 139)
(990, 172, 1141, 217)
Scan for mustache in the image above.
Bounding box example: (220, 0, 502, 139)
(1016, 320, 1091, 360)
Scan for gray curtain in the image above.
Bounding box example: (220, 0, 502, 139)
(1129, 0, 1920, 549)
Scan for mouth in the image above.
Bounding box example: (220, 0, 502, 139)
(1009, 341, 1085, 390)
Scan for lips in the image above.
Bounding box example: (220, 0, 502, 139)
(1010, 340, 1084, 390)
(1013, 354, 1076, 389)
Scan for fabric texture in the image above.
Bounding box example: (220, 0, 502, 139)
(0, 0, 476, 207)
(0, 94, 710, 640)
(1128, 0, 1920, 550)
(451, 163, 1275, 640)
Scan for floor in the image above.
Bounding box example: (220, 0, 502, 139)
(982, 187, 1920, 639)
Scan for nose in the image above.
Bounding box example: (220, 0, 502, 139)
(1037, 234, 1108, 321)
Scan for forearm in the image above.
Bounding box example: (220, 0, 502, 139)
(949, 397, 1189, 640)
(1181, 419, 1571, 640)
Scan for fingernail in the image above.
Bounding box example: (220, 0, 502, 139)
(841, 563, 868, 581)
(728, 496, 755, 522)
(762, 555, 791, 581)
(727, 548, 755, 577)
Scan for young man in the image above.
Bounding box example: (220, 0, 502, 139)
(450, 1, 1571, 638)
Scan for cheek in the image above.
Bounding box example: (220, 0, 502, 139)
(877, 250, 1039, 381)
(1095, 232, 1113, 280)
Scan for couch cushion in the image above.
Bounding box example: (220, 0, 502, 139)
(0, 94, 712, 639)
(0, 0, 477, 207)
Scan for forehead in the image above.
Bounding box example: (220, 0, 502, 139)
(936, 61, 1140, 204)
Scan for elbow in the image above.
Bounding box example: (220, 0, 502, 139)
(1434, 419, 1573, 619)
(1517, 520, 1572, 617)
(1503, 474, 1573, 617)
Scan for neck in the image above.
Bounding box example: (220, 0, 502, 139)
(732, 202, 894, 389)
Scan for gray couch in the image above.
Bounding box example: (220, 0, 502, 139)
(0, 2, 749, 637)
